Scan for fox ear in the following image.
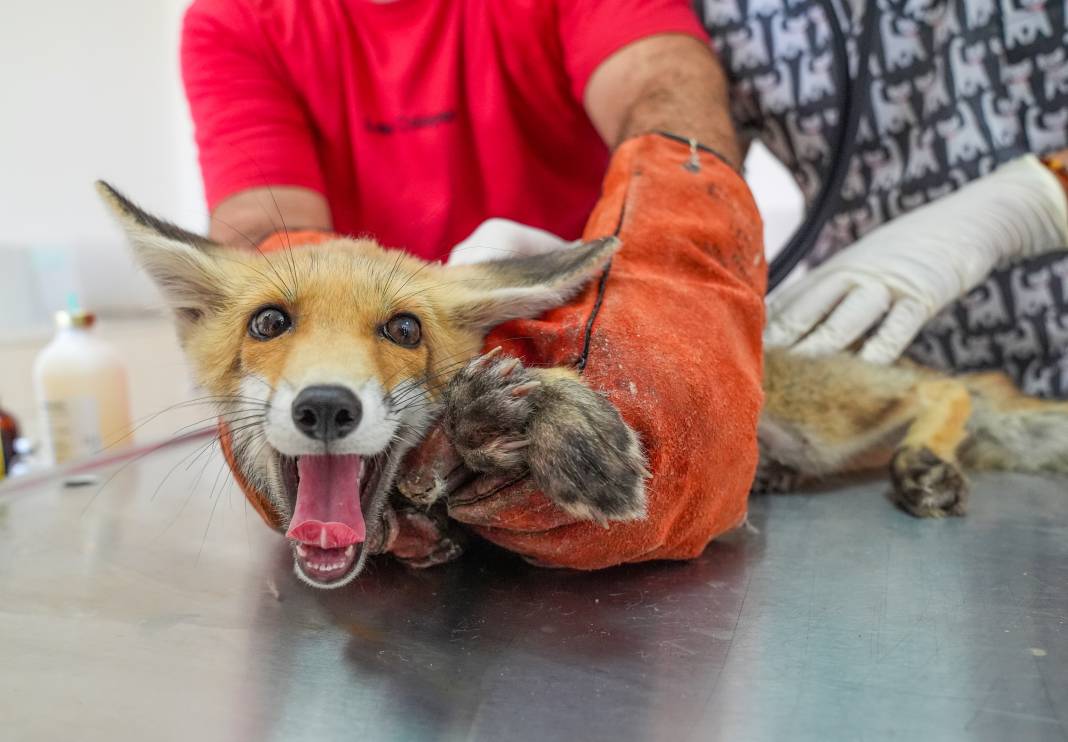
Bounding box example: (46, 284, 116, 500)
(96, 181, 227, 333)
(449, 236, 619, 330)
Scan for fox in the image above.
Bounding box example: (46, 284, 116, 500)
(98, 183, 1068, 589)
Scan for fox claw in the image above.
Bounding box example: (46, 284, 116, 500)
(510, 380, 541, 397)
(474, 346, 504, 368)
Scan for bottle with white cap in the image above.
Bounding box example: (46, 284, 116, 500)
(32, 307, 132, 465)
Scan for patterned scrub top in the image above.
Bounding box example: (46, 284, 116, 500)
(700, 0, 1068, 396)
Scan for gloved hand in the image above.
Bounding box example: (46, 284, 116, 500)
(447, 218, 571, 266)
(390, 133, 767, 570)
(765, 155, 1068, 364)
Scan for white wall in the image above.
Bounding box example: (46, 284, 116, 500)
(746, 142, 804, 262)
(0, 0, 205, 326)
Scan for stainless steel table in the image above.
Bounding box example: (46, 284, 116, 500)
(2, 435, 1067, 742)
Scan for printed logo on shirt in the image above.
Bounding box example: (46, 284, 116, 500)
(364, 110, 457, 135)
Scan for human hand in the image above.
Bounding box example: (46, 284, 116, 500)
(447, 218, 571, 266)
(765, 155, 1068, 364)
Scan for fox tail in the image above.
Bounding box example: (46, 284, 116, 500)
(960, 375, 1068, 475)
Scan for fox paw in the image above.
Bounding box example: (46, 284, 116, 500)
(397, 426, 468, 507)
(442, 348, 541, 475)
(889, 446, 969, 518)
(751, 455, 801, 494)
(442, 349, 648, 526)
(527, 379, 649, 526)
(389, 506, 466, 569)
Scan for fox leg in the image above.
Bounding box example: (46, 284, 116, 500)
(756, 350, 921, 493)
(889, 379, 972, 518)
(440, 349, 648, 525)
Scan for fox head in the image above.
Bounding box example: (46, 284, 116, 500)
(97, 182, 618, 588)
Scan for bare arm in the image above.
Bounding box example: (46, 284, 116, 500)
(584, 34, 742, 170)
(209, 186, 333, 246)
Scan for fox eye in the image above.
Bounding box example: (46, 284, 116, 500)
(248, 306, 292, 340)
(383, 313, 422, 348)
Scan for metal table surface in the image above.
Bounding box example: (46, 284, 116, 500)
(2, 435, 1067, 742)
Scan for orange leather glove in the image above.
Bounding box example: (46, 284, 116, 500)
(395, 133, 767, 568)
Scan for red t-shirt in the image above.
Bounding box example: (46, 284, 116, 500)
(181, 0, 705, 260)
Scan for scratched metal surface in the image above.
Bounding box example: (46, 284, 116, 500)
(2, 435, 1067, 742)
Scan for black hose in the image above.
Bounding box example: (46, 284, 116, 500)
(766, 1, 879, 292)
(694, 0, 880, 293)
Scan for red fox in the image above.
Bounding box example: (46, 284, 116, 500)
(99, 183, 1068, 589)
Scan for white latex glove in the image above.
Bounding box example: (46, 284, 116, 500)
(447, 218, 571, 266)
(766, 155, 1068, 363)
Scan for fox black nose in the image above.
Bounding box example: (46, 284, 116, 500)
(292, 385, 362, 442)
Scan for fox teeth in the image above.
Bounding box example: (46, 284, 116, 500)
(344, 545, 355, 557)
(296, 545, 309, 557)
(308, 560, 347, 572)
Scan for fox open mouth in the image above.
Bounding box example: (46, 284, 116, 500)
(280, 452, 387, 588)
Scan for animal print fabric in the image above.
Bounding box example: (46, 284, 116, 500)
(700, 0, 1068, 396)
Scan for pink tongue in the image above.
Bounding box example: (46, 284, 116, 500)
(286, 455, 366, 548)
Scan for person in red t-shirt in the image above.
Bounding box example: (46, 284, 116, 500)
(182, 0, 768, 570)
(181, 0, 741, 251)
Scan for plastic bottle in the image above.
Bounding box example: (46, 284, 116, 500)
(33, 310, 133, 465)
(0, 400, 18, 480)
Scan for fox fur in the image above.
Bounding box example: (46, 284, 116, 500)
(758, 349, 1068, 516)
(99, 182, 1068, 585)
